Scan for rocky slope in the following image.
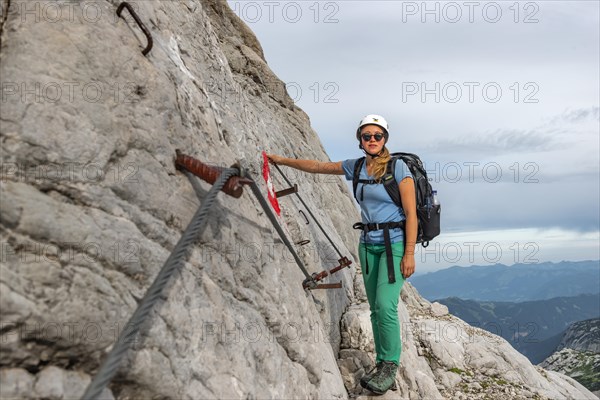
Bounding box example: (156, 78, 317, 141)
(341, 285, 597, 399)
(555, 318, 600, 354)
(540, 349, 600, 398)
(0, 1, 597, 399)
(540, 319, 600, 397)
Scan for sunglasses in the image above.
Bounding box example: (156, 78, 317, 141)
(361, 133, 384, 142)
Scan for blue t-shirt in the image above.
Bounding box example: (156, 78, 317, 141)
(342, 158, 413, 244)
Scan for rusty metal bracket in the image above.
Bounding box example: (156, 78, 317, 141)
(299, 210, 309, 225)
(302, 256, 352, 290)
(275, 184, 298, 198)
(175, 151, 253, 198)
(176, 152, 350, 291)
(117, 2, 153, 56)
(311, 283, 342, 290)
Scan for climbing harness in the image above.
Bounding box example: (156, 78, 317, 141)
(271, 163, 353, 290)
(352, 221, 405, 284)
(116, 2, 153, 56)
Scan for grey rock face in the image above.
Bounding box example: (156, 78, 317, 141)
(430, 301, 449, 317)
(557, 318, 600, 354)
(0, 1, 598, 400)
(540, 348, 600, 396)
(1, 0, 353, 398)
(0, 367, 114, 400)
(538, 318, 600, 395)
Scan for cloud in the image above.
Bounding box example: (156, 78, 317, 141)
(233, 0, 600, 242)
(548, 106, 599, 125)
(427, 128, 564, 155)
(426, 106, 598, 159)
(437, 177, 599, 233)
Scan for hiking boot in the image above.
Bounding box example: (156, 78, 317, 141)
(366, 361, 398, 395)
(360, 362, 382, 389)
(360, 362, 398, 391)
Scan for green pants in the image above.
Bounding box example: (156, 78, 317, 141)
(359, 241, 406, 365)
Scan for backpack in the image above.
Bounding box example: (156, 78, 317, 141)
(352, 152, 441, 247)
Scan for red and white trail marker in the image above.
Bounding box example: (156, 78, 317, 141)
(262, 151, 281, 216)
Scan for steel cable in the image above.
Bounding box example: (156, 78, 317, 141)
(272, 163, 343, 258)
(81, 167, 239, 400)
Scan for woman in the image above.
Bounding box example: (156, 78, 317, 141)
(267, 114, 417, 395)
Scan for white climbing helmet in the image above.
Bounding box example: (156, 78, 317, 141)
(356, 114, 389, 141)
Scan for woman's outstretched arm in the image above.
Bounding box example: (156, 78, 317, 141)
(266, 154, 345, 175)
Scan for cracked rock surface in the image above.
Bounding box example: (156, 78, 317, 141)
(340, 284, 598, 400)
(1, 1, 598, 399)
(1, 1, 353, 398)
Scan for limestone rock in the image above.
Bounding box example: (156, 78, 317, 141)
(0, 367, 114, 399)
(1, 0, 598, 399)
(540, 348, 600, 395)
(0, 368, 34, 399)
(340, 282, 598, 399)
(1, 0, 353, 398)
(431, 301, 449, 317)
(556, 318, 600, 354)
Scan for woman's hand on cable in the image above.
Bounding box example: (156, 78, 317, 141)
(266, 153, 284, 165)
(401, 254, 415, 279)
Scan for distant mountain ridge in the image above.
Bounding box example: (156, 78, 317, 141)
(435, 293, 600, 364)
(411, 260, 600, 302)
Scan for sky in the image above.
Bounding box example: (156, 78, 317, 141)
(226, 0, 600, 273)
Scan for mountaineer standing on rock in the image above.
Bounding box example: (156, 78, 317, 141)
(267, 114, 417, 395)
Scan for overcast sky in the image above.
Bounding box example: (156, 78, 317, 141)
(227, 1, 599, 272)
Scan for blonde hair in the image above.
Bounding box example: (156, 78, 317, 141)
(370, 147, 391, 181)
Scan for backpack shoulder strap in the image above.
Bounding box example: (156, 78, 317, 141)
(383, 156, 402, 208)
(352, 157, 366, 203)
